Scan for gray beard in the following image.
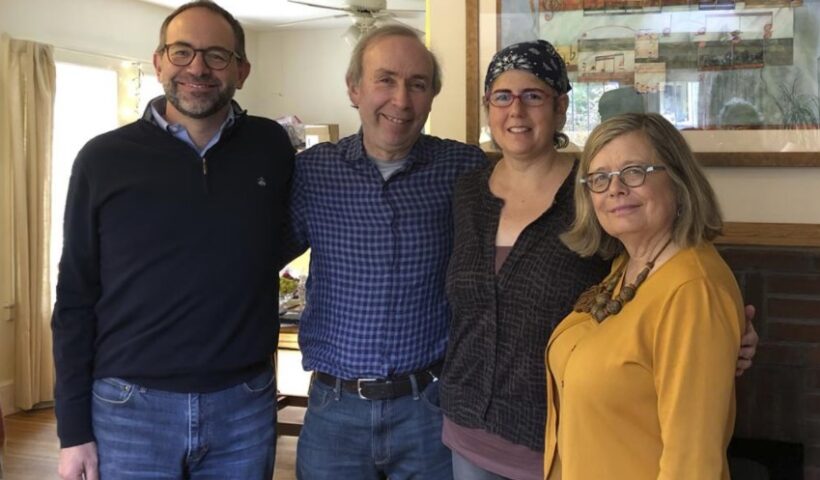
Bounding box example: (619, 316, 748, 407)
(164, 81, 235, 119)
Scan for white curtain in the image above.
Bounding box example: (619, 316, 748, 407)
(0, 34, 57, 409)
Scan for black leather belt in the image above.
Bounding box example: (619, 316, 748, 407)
(314, 363, 442, 400)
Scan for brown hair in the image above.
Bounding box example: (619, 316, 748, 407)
(561, 112, 723, 259)
(346, 24, 441, 96)
(156, 0, 247, 61)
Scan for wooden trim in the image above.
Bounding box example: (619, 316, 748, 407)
(485, 150, 820, 167)
(697, 152, 820, 167)
(465, 0, 479, 145)
(716, 222, 820, 247)
(495, 0, 503, 50)
(277, 395, 307, 409)
(278, 323, 300, 350)
(483, 150, 579, 163)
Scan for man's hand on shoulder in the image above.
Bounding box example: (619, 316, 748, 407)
(736, 304, 759, 377)
(59, 441, 98, 480)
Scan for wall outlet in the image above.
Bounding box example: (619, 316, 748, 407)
(0, 306, 12, 322)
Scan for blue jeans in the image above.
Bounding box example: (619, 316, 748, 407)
(296, 376, 451, 480)
(91, 367, 276, 480)
(452, 450, 510, 480)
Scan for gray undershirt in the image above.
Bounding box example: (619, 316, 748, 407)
(370, 156, 408, 180)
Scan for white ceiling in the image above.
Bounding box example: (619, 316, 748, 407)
(137, 0, 426, 31)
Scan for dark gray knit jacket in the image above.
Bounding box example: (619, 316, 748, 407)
(441, 162, 610, 451)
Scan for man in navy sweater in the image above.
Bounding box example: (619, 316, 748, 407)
(51, 2, 294, 479)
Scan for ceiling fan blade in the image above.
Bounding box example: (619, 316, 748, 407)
(273, 13, 349, 28)
(372, 10, 418, 20)
(384, 6, 425, 13)
(385, 0, 425, 10)
(390, 12, 423, 19)
(286, 0, 350, 13)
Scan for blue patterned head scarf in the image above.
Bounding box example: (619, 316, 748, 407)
(484, 40, 571, 96)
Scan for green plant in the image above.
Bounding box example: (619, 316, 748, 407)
(773, 77, 820, 127)
(279, 276, 298, 296)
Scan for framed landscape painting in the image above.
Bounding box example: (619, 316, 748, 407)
(467, 0, 820, 166)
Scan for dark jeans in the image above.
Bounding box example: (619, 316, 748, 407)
(296, 376, 451, 480)
(91, 367, 276, 479)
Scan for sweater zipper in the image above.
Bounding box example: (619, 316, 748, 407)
(201, 156, 209, 193)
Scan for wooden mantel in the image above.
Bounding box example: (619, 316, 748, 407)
(717, 222, 820, 248)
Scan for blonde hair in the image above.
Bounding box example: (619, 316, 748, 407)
(561, 113, 723, 259)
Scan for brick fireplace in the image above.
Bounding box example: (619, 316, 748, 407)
(718, 245, 820, 479)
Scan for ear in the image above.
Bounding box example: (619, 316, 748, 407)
(347, 77, 360, 108)
(555, 94, 570, 115)
(153, 51, 163, 77)
(555, 94, 570, 131)
(235, 61, 251, 89)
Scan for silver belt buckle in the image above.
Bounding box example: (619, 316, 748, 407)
(357, 378, 378, 400)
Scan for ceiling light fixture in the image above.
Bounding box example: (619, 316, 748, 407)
(342, 14, 380, 46)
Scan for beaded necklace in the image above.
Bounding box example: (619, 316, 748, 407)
(574, 237, 673, 322)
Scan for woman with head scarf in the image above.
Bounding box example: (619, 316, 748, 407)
(439, 40, 608, 480)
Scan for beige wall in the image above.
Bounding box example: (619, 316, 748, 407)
(427, 1, 467, 142)
(0, 0, 167, 61)
(427, 2, 820, 224)
(252, 28, 362, 137)
(705, 168, 820, 223)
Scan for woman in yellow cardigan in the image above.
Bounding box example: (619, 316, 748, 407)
(545, 113, 744, 479)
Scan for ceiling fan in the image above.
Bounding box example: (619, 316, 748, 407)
(283, 0, 425, 45)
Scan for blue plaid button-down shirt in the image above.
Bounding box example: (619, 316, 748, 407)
(283, 133, 487, 379)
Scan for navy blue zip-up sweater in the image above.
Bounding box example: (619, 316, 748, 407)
(52, 103, 294, 448)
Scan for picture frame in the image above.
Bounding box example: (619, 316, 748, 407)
(466, 0, 820, 166)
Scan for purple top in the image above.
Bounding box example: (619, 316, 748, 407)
(442, 417, 543, 480)
(495, 245, 512, 274)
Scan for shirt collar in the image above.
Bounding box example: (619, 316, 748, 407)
(145, 96, 244, 156)
(144, 96, 245, 127)
(148, 96, 238, 132)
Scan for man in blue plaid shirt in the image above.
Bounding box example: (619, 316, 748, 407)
(282, 24, 486, 480)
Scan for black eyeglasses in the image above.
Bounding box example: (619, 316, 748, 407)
(486, 89, 552, 108)
(580, 164, 667, 193)
(163, 43, 241, 70)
